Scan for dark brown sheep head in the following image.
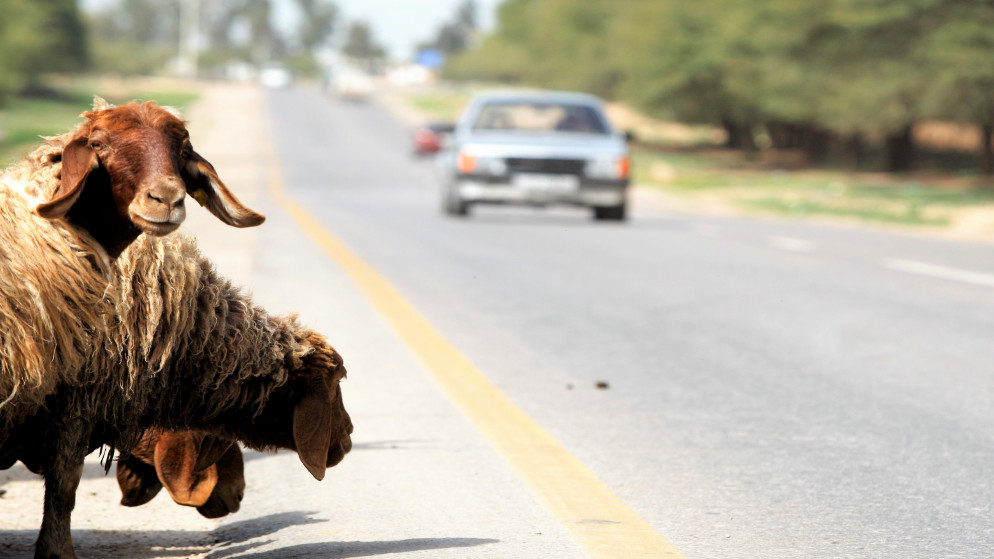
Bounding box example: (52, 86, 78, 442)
(289, 333, 353, 480)
(36, 98, 265, 257)
(117, 430, 245, 518)
(233, 332, 353, 481)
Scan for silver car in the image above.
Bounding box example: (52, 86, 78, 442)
(439, 90, 631, 220)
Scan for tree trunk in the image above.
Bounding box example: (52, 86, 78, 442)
(766, 121, 804, 149)
(721, 117, 757, 152)
(981, 123, 993, 176)
(846, 133, 866, 168)
(766, 121, 789, 149)
(884, 124, 916, 172)
(740, 122, 758, 153)
(799, 124, 832, 163)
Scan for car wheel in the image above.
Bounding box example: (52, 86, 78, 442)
(443, 187, 470, 217)
(593, 202, 626, 221)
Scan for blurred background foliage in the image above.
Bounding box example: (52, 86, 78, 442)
(444, 0, 994, 175)
(0, 0, 88, 103)
(0, 0, 341, 95)
(1, 0, 993, 179)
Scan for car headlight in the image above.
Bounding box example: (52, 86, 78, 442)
(458, 152, 507, 175)
(585, 156, 630, 180)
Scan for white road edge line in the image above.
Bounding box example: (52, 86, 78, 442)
(769, 236, 815, 252)
(883, 258, 994, 288)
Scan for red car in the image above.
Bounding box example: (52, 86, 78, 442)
(413, 123, 454, 156)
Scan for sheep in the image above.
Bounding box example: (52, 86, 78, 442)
(0, 94, 263, 485)
(2, 96, 265, 260)
(115, 429, 246, 519)
(0, 232, 353, 559)
(0, 96, 266, 444)
(0, 98, 291, 558)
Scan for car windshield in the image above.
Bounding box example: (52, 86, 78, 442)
(471, 101, 609, 135)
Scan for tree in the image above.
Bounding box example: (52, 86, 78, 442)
(89, 0, 181, 75)
(0, 0, 88, 102)
(244, 0, 286, 61)
(295, 0, 337, 55)
(443, 0, 532, 82)
(417, 0, 478, 58)
(456, 0, 477, 29)
(919, 2, 994, 175)
(444, 0, 994, 174)
(614, 0, 759, 138)
(443, 0, 621, 95)
(342, 21, 385, 68)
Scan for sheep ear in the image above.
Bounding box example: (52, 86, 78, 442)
(293, 385, 334, 481)
(194, 435, 235, 472)
(154, 431, 219, 507)
(36, 137, 98, 219)
(116, 455, 163, 507)
(182, 150, 266, 228)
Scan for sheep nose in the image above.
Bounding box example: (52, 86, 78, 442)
(147, 187, 185, 209)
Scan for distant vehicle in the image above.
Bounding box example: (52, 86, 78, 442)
(330, 67, 374, 101)
(259, 65, 293, 89)
(439, 90, 631, 220)
(413, 122, 455, 156)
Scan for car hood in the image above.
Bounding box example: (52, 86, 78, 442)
(456, 131, 627, 159)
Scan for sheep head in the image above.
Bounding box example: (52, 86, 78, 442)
(117, 429, 245, 518)
(290, 334, 353, 480)
(234, 332, 353, 481)
(35, 98, 265, 257)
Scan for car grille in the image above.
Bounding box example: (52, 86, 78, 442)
(505, 158, 585, 175)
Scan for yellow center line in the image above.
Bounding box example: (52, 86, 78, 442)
(266, 156, 685, 559)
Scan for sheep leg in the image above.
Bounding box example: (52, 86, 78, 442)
(34, 423, 89, 559)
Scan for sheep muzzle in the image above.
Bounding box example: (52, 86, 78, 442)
(129, 177, 187, 235)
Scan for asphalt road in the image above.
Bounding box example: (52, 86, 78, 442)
(259, 87, 994, 559)
(2, 84, 993, 559)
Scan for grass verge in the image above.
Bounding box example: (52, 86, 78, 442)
(635, 149, 994, 229)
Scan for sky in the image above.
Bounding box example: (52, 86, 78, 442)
(315, 0, 501, 59)
(80, 0, 503, 61)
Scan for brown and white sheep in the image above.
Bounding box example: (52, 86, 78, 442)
(0, 99, 346, 558)
(0, 96, 265, 420)
(0, 233, 353, 559)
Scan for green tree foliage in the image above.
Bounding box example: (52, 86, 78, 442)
(443, 0, 532, 83)
(447, 0, 994, 173)
(445, 0, 619, 95)
(342, 21, 385, 69)
(416, 0, 479, 60)
(0, 0, 88, 103)
(296, 0, 337, 55)
(613, 1, 754, 124)
(917, 0, 994, 173)
(89, 0, 181, 75)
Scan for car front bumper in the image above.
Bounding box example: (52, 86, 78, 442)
(455, 176, 628, 207)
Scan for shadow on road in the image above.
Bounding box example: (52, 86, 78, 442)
(0, 529, 212, 558)
(205, 537, 500, 558)
(206, 512, 498, 558)
(212, 511, 323, 544)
